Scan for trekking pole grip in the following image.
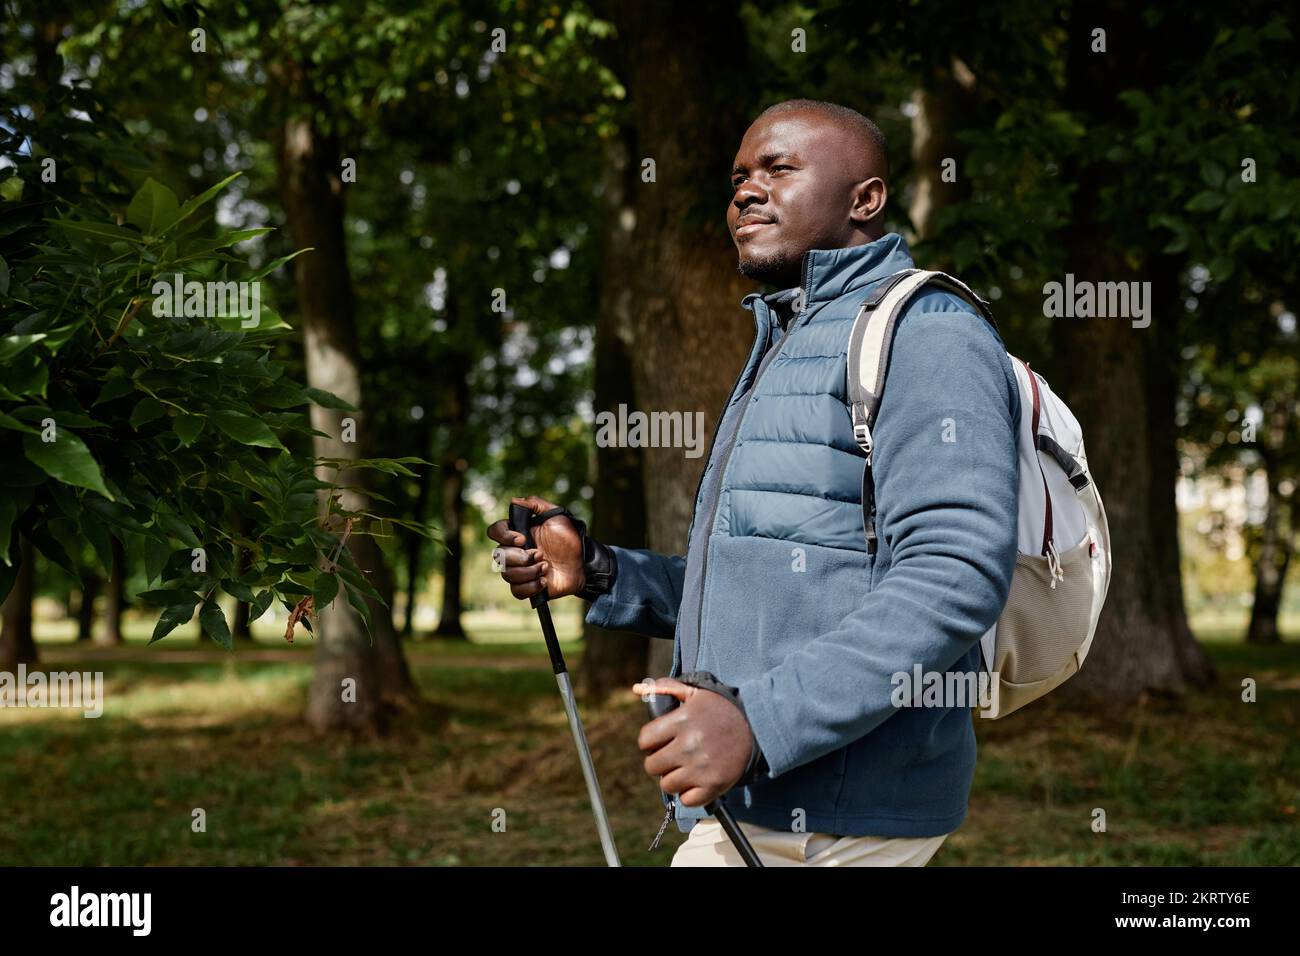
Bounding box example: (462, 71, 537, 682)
(507, 503, 548, 609)
(643, 682, 765, 867)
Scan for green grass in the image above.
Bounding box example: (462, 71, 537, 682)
(2, 615, 1298, 866)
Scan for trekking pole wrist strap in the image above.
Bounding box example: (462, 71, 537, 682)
(677, 670, 769, 786)
(528, 506, 618, 601)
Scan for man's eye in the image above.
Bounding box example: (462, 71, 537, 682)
(772, 165, 794, 173)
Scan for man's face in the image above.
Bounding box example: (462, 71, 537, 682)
(727, 110, 879, 288)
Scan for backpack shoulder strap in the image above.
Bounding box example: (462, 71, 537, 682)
(846, 269, 997, 458)
(846, 268, 997, 552)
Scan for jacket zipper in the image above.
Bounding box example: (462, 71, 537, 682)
(689, 286, 804, 674)
(660, 269, 810, 839)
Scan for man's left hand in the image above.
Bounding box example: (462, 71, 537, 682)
(633, 677, 755, 807)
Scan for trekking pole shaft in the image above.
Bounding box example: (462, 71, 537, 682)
(555, 668, 621, 867)
(708, 800, 764, 867)
(509, 504, 620, 866)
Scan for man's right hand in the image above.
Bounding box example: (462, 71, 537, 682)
(486, 495, 586, 600)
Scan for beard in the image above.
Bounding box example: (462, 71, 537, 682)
(736, 245, 801, 288)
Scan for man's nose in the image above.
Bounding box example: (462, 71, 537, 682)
(733, 179, 768, 208)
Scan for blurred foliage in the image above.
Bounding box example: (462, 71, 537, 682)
(2, 0, 1297, 624)
(0, 63, 427, 645)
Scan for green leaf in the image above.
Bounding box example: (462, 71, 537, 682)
(144, 537, 172, 586)
(173, 414, 206, 445)
(127, 177, 181, 235)
(170, 172, 242, 230)
(221, 578, 257, 603)
(214, 301, 291, 333)
(0, 254, 8, 295)
(183, 227, 273, 256)
(130, 397, 168, 429)
(210, 410, 285, 449)
(336, 562, 383, 605)
(313, 572, 339, 609)
(150, 600, 199, 643)
(80, 512, 115, 577)
(199, 599, 233, 650)
(1185, 191, 1224, 213)
(95, 368, 136, 405)
(21, 430, 114, 500)
(0, 412, 40, 434)
(6, 355, 48, 398)
(343, 580, 373, 637)
(248, 589, 275, 624)
(153, 511, 201, 548)
(27, 524, 76, 576)
(0, 333, 46, 362)
(0, 494, 17, 565)
(0, 177, 23, 202)
(304, 387, 358, 411)
(246, 248, 312, 282)
(48, 219, 143, 244)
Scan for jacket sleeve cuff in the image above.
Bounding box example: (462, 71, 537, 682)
(575, 535, 617, 602)
(736, 674, 795, 779)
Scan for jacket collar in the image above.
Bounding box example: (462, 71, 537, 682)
(741, 232, 916, 325)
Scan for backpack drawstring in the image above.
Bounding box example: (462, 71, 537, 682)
(1046, 539, 1065, 589)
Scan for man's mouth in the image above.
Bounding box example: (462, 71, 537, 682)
(735, 215, 775, 239)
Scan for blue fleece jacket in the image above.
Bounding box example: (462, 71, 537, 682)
(586, 233, 1021, 837)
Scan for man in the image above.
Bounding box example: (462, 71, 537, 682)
(488, 99, 1021, 866)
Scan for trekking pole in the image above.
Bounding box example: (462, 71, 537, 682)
(646, 690, 765, 867)
(508, 503, 621, 867)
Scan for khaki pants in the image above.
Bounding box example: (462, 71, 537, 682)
(670, 817, 949, 867)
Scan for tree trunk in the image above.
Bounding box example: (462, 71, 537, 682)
(578, 133, 652, 698)
(1246, 465, 1291, 645)
(231, 593, 252, 643)
(907, 58, 977, 245)
(1056, 6, 1213, 702)
(595, 0, 757, 678)
(276, 73, 417, 731)
(0, 536, 37, 673)
(97, 536, 126, 647)
(352, 532, 418, 711)
(76, 571, 100, 642)
(401, 451, 432, 637)
(433, 452, 467, 639)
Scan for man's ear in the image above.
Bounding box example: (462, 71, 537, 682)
(850, 176, 887, 226)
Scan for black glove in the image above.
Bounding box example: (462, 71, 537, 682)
(528, 505, 618, 602)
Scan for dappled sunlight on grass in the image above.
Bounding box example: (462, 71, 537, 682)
(1, 633, 1297, 866)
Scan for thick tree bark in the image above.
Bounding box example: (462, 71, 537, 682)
(0, 536, 37, 673)
(578, 133, 652, 698)
(276, 74, 417, 731)
(1246, 466, 1291, 645)
(97, 537, 126, 647)
(595, 0, 756, 678)
(1055, 6, 1213, 702)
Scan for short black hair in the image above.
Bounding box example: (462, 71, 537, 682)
(755, 98, 889, 179)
